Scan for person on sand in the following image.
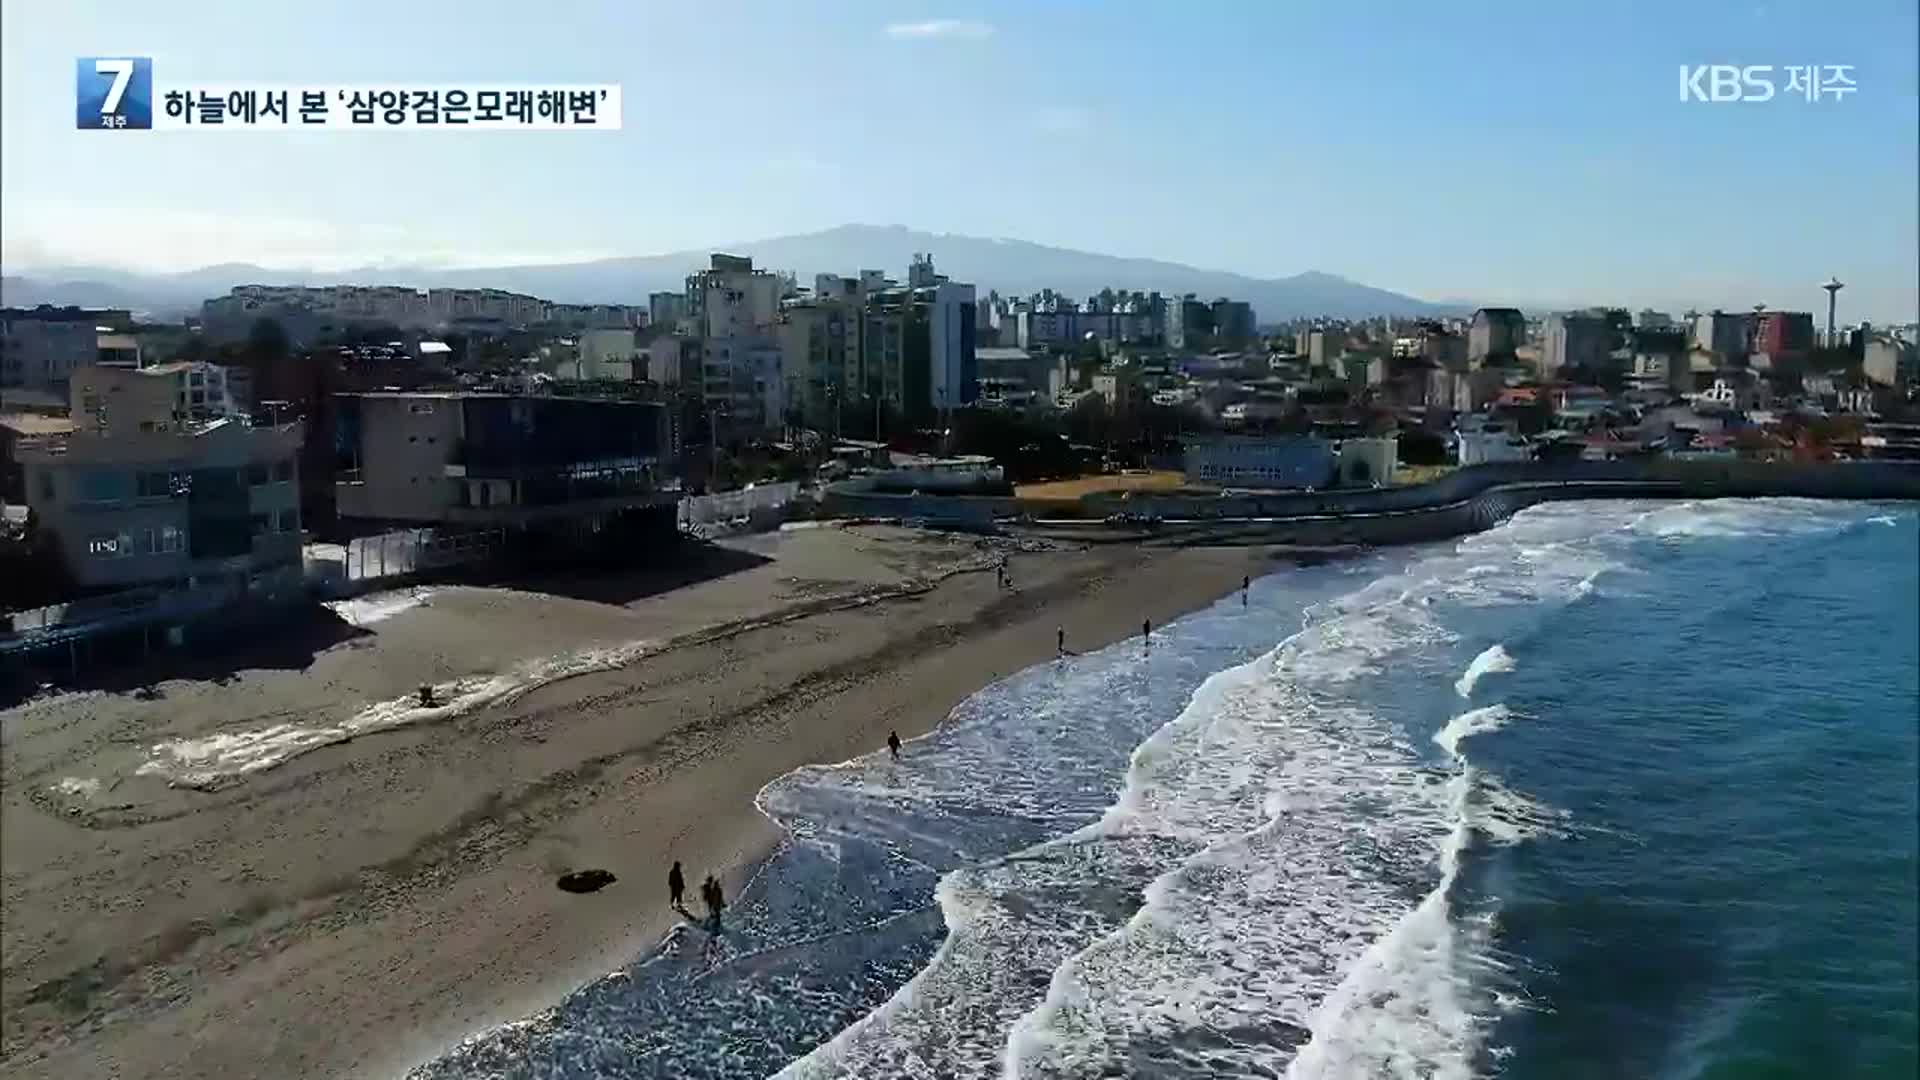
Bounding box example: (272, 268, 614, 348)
(1242, 575, 1251, 603)
(1142, 618, 1152, 648)
(418, 683, 436, 708)
(1057, 626, 1066, 656)
(668, 860, 686, 912)
(887, 731, 902, 760)
(703, 874, 726, 929)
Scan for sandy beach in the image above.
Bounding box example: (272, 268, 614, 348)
(0, 524, 1280, 1080)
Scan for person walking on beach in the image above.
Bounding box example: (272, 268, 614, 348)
(1242, 575, 1251, 604)
(1056, 626, 1066, 656)
(702, 873, 725, 930)
(1142, 617, 1152, 649)
(887, 731, 902, 760)
(668, 860, 686, 913)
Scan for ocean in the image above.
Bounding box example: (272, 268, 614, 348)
(412, 498, 1919, 1079)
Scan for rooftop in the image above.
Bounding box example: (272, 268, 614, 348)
(0, 414, 78, 437)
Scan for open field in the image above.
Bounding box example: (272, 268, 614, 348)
(1013, 470, 1195, 499)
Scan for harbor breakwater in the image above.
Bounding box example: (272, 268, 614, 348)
(822, 459, 1920, 546)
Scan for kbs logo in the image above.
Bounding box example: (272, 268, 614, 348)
(1680, 65, 1775, 102)
(1680, 64, 1857, 103)
(75, 57, 153, 129)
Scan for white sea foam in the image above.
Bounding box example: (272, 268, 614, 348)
(136, 639, 654, 788)
(781, 506, 1619, 1079)
(1633, 497, 1872, 540)
(53, 776, 101, 799)
(1455, 645, 1516, 698)
(1434, 704, 1512, 758)
(324, 587, 435, 626)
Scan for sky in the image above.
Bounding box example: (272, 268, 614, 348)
(2, 0, 1917, 320)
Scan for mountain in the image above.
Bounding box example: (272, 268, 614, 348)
(1, 224, 1456, 323)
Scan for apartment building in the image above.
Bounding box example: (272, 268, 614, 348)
(2, 306, 131, 393)
(686, 254, 785, 433)
(14, 366, 302, 590)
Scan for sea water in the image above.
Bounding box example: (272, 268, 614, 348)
(412, 498, 1917, 1079)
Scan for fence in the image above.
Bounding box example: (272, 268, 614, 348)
(3, 567, 305, 654)
(326, 527, 507, 585)
(678, 482, 802, 529)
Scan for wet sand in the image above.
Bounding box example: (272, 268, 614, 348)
(0, 524, 1281, 1080)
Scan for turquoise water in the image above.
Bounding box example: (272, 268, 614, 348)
(415, 498, 1917, 1079)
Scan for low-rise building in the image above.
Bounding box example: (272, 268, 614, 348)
(1333, 436, 1397, 486)
(13, 368, 302, 591)
(1183, 435, 1334, 489)
(1455, 419, 1533, 465)
(575, 328, 639, 381)
(333, 392, 677, 527)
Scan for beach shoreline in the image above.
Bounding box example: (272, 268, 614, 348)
(1, 525, 1289, 1080)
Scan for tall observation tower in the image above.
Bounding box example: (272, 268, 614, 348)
(1821, 277, 1845, 348)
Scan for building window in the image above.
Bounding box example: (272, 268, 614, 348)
(137, 471, 172, 498)
(247, 463, 270, 486)
(277, 509, 299, 533)
(77, 469, 131, 503)
(160, 525, 184, 553)
(272, 459, 293, 483)
(38, 471, 54, 501)
(251, 513, 272, 536)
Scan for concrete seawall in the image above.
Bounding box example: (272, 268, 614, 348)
(823, 461, 1920, 548)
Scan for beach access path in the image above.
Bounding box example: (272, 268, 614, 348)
(0, 524, 1278, 1080)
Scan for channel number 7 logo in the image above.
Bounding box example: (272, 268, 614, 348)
(76, 57, 153, 129)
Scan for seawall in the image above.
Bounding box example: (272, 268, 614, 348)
(821, 460, 1920, 547)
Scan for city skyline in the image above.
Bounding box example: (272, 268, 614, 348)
(2, 0, 1917, 321)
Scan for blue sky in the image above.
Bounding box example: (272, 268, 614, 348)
(2, 0, 1916, 319)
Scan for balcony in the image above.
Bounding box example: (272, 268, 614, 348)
(444, 459, 676, 524)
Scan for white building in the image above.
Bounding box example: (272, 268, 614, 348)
(927, 279, 977, 415)
(1455, 420, 1532, 465)
(687, 254, 786, 432)
(575, 328, 638, 381)
(1864, 337, 1906, 387)
(143, 361, 249, 421)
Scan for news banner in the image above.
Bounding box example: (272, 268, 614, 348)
(76, 57, 621, 130)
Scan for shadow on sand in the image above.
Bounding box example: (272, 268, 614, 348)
(0, 602, 371, 710)
(508, 538, 774, 607)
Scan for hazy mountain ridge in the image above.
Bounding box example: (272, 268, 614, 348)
(2, 224, 1458, 322)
